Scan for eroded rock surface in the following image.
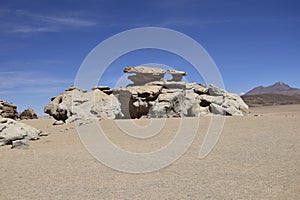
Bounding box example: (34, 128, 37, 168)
(20, 108, 38, 120)
(124, 66, 166, 86)
(0, 118, 44, 147)
(44, 66, 249, 121)
(44, 86, 123, 123)
(0, 100, 18, 119)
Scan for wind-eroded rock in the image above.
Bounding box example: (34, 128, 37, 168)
(0, 100, 18, 119)
(20, 108, 38, 120)
(44, 66, 249, 121)
(44, 86, 123, 123)
(0, 118, 45, 147)
(124, 66, 166, 86)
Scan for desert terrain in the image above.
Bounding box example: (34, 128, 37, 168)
(0, 104, 299, 199)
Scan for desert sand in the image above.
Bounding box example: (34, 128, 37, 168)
(0, 105, 299, 199)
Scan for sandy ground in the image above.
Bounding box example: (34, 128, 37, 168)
(0, 105, 299, 199)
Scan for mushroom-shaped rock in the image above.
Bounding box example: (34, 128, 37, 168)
(167, 69, 187, 81)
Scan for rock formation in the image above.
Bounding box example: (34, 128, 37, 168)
(0, 118, 45, 147)
(44, 85, 123, 123)
(20, 108, 38, 120)
(0, 100, 18, 119)
(44, 66, 249, 122)
(124, 66, 166, 86)
(167, 69, 187, 81)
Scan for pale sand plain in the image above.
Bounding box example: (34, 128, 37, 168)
(0, 105, 299, 199)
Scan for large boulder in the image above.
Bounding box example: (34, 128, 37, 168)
(0, 100, 18, 119)
(44, 86, 123, 123)
(0, 118, 44, 147)
(20, 108, 38, 120)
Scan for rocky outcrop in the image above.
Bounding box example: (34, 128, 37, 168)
(0, 100, 18, 119)
(20, 108, 38, 120)
(44, 66, 249, 121)
(44, 86, 123, 123)
(0, 118, 45, 147)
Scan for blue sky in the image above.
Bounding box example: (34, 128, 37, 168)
(0, 0, 299, 115)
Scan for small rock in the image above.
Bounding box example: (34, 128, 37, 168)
(53, 120, 65, 125)
(39, 132, 49, 136)
(11, 139, 29, 149)
(78, 122, 88, 126)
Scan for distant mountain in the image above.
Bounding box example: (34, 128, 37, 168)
(241, 93, 300, 107)
(245, 82, 300, 95)
(242, 82, 300, 107)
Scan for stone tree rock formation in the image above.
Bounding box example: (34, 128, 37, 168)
(0, 100, 18, 119)
(44, 66, 249, 122)
(20, 108, 38, 120)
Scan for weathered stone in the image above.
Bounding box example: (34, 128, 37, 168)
(44, 86, 123, 123)
(167, 69, 187, 81)
(191, 104, 210, 117)
(53, 120, 65, 125)
(210, 103, 226, 115)
(44, 66, 249, 120)
(113, 85, 162, 119)
(147, 81, 187, 89)
(148, 88, 185, 118)
(124, 66, 166, 74)
(224, 92, 249, 115)
(124, 66, 166, 86)
(92, 86, 113, 95)
(208, 84, 226, 96)
(20, 108, 38, 120)
(0, 118, 44, 147)
(11, 139, 29, 149)
(0, 100, 18, 119)
(198, 95, 224, 106)
(191, 83, 209, 95)
(92, 86, 110, 91)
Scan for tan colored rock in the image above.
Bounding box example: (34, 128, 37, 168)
(92, 86, 113, 95)
(20, 108, 38, 120)
(167, 69, 187, 81)
(0, 100, 18, 119)
(124, 66, 166, 86)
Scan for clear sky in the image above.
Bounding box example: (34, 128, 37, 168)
(0, 0, 299, 115)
